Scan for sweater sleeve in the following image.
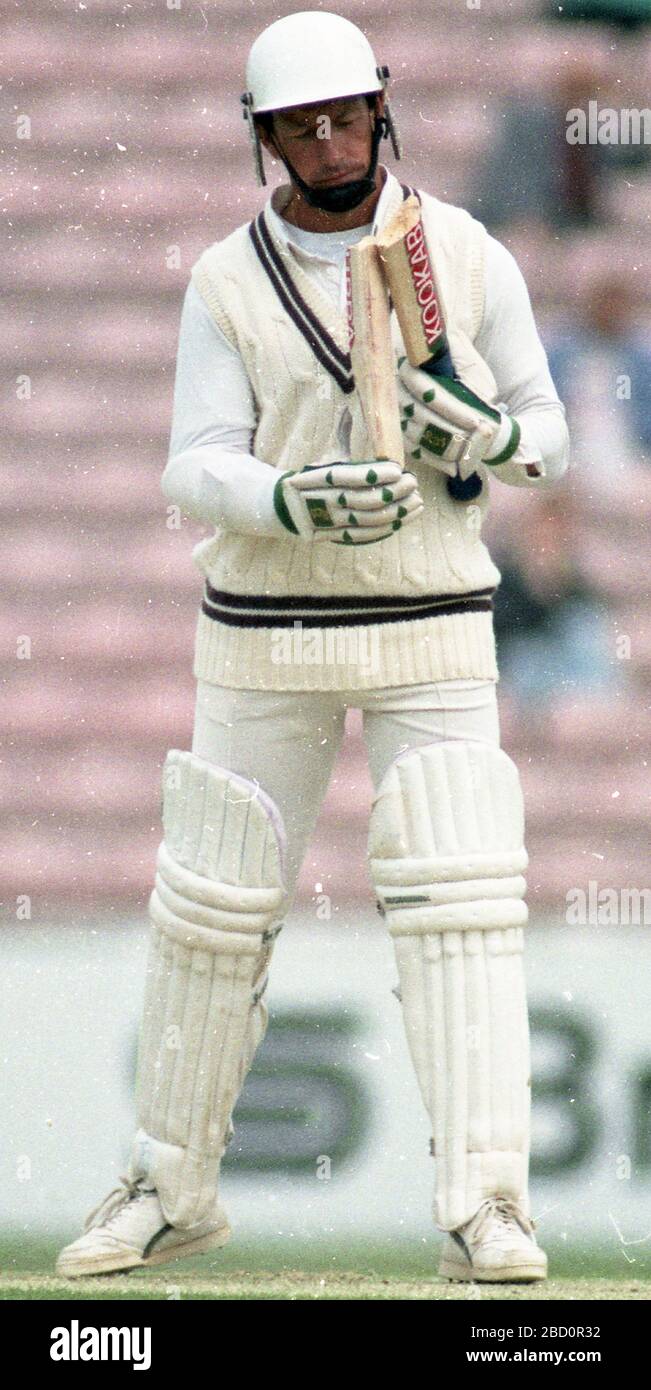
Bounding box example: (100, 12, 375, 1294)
(475, 236, 570, 488)
(162, 280, 288, 538)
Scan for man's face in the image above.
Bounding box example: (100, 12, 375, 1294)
(259, 94, 382, 189)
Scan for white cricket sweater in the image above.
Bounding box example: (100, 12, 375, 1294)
(170, 169, 569, 691)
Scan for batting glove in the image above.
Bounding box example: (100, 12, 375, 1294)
(398, 359, 521, 481)
(273, 459, 423, 545)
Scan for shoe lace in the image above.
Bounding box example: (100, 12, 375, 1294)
(83, 1176, 150, 1234)
(490, 1198, 534, 1235)
(468, 1197, 534, 1246)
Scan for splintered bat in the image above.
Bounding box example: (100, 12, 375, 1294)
(376, 194, 456, 380)
(345, 237, 405, 467)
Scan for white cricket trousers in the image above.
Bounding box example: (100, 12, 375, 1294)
(191, 677, 500, 899)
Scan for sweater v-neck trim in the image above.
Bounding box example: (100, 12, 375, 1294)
(263, 168, 408, 350)
(249, 211, 355, 392)
(248, 171, 413, 394)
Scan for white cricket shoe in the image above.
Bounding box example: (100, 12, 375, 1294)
(439, 1197, 547, 1283)
(56, 1178, 231, 1279)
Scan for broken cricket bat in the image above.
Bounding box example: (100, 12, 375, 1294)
(345, 237, 405, 466)
(376, 194, 455, 378)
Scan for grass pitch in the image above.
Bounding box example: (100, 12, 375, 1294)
(1, 1238, 648, 1299)
(0, 1271, 647, 1300)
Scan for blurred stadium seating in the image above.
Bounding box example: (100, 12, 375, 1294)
(4, 0, 651, 918)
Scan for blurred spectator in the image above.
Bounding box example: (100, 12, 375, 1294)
(471, 59, 650, 232)
(471, 63, 605, 230)
(493, 494, 619, 707)
(546, 275, 651, 490)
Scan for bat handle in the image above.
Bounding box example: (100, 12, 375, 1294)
(421, 343, 456, 381)
(419, 351, 484, 502)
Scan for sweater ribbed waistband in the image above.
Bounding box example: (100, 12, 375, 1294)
(201, 582, 496, 629)
(193, 603, 498, 691)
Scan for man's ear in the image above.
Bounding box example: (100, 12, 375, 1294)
(255, 117, 276, 156)
(371, 91, 386, 125)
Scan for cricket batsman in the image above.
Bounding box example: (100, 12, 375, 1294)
(57, 11, 569, 1283)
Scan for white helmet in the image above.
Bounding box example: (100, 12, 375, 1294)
(246, 11, 381, 114)
(241, 11, 401, 186)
